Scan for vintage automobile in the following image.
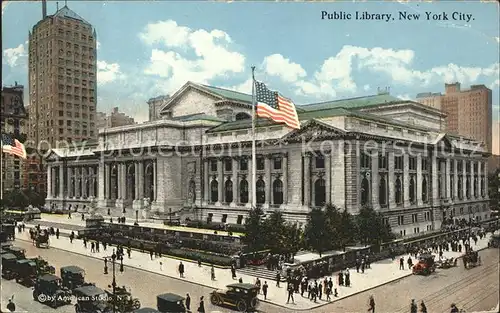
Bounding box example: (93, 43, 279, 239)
(34, 229, 50, 248)
(61, 265, 89, 291)
(463, 250, 481, 269)
(1, 253, 18, 280)
(6, 246, 26, 259)
(412, 254, 436, 276)
(106, 285, 141, 312)
(74, 285, 112, 313)
(134, 308, 160, 313)
(33, 273, 72, 308)
(14, 259, 38, 286)
(34, 257, 56, 275)
(210, 283, 260, 312)
(156, 293, 186, 313)
(436, 257, 457, 269)
(0, 249, 7, 255)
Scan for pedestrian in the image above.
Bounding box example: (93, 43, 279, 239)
(96, 241, 100, 253)
(68, 211, 72, 219)
(197, 296, 205, 313)
(262, 281, 268, 300)
(81, 213, 85, 221)
(160, 261, 163, 271)
(7, 296, 16, 312)
(127, 247, 131, 258)
(83, 238, 87, 248)
(276, 271, 281, 287)
(411, 299, 417, 313)
(198, 258, 202, 267)
(150, 250, 153, 260)
(356, 258, 360, 272)
(420, 300, 427, 313)
(366, 255, 371, 268)
(318, 282, 322, 300)
(338, 271, 344, 286)
(231, 264, 237, 279)
(326, 284, 332, 301)
(287, 283, 295, 304)
(345, 269, 351, 287)
(210, 265, 216, 281)
(239, 277, 243, 283)
(368, 295, 375, 313)
(361, 259, 365, 273)
(103, 242, 107, 251)
(399, 256, 404, 270)
(185, 293, 191, 311)
(408, 256, 413, 270)
(179, 261, 185, 278)
(255, 278, 261, 294)
(56, 228, 60, 239)
(69, 231, 74, 243)
(91, 242, 95, 253)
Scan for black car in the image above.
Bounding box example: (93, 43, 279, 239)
(1, 253, 18, 280)
(210, 283, 260, 312)
(14, 259, 38, 286)
(33, 273, 71, 308)
(134, 308, 160, 313)
(74, 285, 112, 313)
(157, 293, 186, 313)
(61, 265, 89, 290)
(6, 246, 25, 259)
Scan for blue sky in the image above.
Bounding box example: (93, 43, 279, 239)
(2, 1, 499, 152)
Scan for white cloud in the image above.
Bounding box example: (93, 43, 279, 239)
(97, 60, 125, 85)
(397, 94, 412, 100)
(490, 79, 499, 90)
(139, 20, 245, 93)
(3, 43, 27, 67)
(262, 54, 306, 83)
(363, 84, 371, 91)
(229, 78, 253, 94)
(494, 37, 499, 44)
(96, 41, 101, 50)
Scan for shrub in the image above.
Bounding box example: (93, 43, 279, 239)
(167, 248, 234, 266)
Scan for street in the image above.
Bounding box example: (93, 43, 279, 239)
(2, 239, 498, 313)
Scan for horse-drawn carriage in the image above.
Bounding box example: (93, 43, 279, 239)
(436, 257, 458, 269)
(32, 229, 50, 248)
(106, 285, 141, 312)
(463, 250, 481, 269)
(412, 253, 436, 275)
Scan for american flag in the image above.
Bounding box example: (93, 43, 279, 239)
(2, 133, 27, 159)
(255, 81, 300, 130)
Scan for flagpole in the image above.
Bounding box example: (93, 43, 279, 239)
(0, 138, 3, 201)
(251, 66, 257, 210)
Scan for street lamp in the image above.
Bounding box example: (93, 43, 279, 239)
(103, 250, 123, 313)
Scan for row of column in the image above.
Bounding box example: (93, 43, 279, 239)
(47, 164, 97, 199)
(202, 154, 289, 207)
(303, 152, 331, 207)
(102, 161, 156, 201)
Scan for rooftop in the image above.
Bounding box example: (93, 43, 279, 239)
(53, 5, 90, 25)
(301, 93, 402, 111)
(198, 83, 253, 104)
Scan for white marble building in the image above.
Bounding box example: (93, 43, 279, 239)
(45, 82, 491, 236)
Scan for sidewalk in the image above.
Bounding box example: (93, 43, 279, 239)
(15, 228, 492, 310)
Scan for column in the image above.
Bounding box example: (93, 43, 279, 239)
(52, 167, 57, 198)
(134, 162, 140, 200)
(203, 159, 209, 204)
(416, 154, 423, 206)
(152, 160, 157, 201)
(75, 168, 81, 198)
(104, 164, 110, 199)
(445, 159, 451, 199)
(265, 155, 272, 208)
(217, 158, 223, 204)
(453, 159, 458, 201)
(484, 161, 489, 198)
(303, 153, 311, 207)
(282, 153, 288, 207)
(67, 168, 73, 198)
(47, 165, 52, 198)
(58, 165, 64, 198)
(431, 154, 438, 204)
(371, 152, 380, 210)
(82, 168, 87, 198)
(462, 160, 466, 200)
(325, 152, 331, 205)
(476, 160, 481, 198)
(388, 151, 396, 208)
(403, 154, 410, 207)
(231, 158, 238, 205)
(138, 161, 144, 199)
(246, 158, 253, 208)
(470, 160, 475, 198)
(121, 163, 127, 200)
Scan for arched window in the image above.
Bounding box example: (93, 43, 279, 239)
(210, 179, 218, 203)
(256, 178, 265, 204)
(314, 178, 326, 207)
(458, 177, 463, 198)
(473, 177, 478, 198)
(145, 163, 155, 200)
(235, 112, 251, 120)
(395, 177, 402, 204)
(466, 177, 470, 198)
(273, 179, 283, 205)
(188, 180, 196, 204)
(93, 172, 98, 198)
(110, 165, 118, 200)
(240, 179, 249, 204)
(85, 178, 90, 199)
(422, 177, 428, 202)
(126, 164, 135, 200)
(409, 177, 415, 204)
(379, 176, 387, 206)
(225, 179, 233, 203)
(361, 177, 369, 206)
(481, 177, 485, 196)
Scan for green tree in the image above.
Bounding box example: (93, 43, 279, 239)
(488, 169, 499, 212)
(304, 207, 328, 256)
(356, 206, 394, 246)
(241, 207, 266, 251)
(262, 210, 288, 254)
(338, 209, 357, 251)
(282, 222, 304, 259)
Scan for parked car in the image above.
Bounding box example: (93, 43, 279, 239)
(156, 293, 186, 313)
(33, 274, 71, 308)
(74, 285, 112, 313)
(210, 283, 259, 312)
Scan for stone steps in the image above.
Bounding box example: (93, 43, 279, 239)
(237, 265, 287, 282)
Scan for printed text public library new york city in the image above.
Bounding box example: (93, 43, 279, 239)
(44, 81, 491, 237)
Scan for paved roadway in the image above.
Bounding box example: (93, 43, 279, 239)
(2, 240, 499, 313)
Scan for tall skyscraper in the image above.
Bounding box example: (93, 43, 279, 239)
(415, 82, 493, 153)
(28, 1, 97, 149)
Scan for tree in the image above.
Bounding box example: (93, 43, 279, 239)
(356, 206, 395, 246)
(304, 208, 328, 256)
(324, 204, 341, 249)
(262, 210, 288, 254)
(338, 209, 357, 251)
(241, 207, 266, 251)
(2, 189, 30, 209)
(282, 222, 304, 259)
(489, 169, 499, 212)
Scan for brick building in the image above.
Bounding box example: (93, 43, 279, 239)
(1, 83, 28, 192)
(44, 82, 491, 237)
(96, 107, 135, 131)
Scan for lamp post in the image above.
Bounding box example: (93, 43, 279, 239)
(103, 250, 124, 313)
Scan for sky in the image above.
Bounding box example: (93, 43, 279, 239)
(2, 1, 499, 153)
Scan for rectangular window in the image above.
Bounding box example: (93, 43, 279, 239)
(273, 157, 282, 170)
(397, 215, 404, 225)
(360, 153, 371, 169)
(409, 157, 416, 171)
(315, 155, 325, 169)
(257, 157, 265, 171)
(224, 159, 232, 172)
(412, 213, 418, 223)
(378, 154, 388, 169)
(239, 158, 248, 171)
(395, 156, 403, 170)
(210, 160, 217, 172)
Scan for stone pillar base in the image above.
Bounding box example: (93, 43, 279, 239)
(215, 201, 222, 207)
(98, 199, 113, 208)
(132, 199, 144, 210)
(245, 203, 252, 209)
(115, 199, 125, 210)
(263, 203, 270, 209)
(229, 202, 237, 208)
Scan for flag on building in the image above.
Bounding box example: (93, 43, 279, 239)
(1, 133, 27, 159)
(255, 80, 300, 130)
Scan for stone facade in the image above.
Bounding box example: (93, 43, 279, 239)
(44, 82, 491, 237)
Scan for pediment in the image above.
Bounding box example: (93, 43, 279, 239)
(44, 150, 62, 162)
(434, 133, 454, 149)
(159, 82, 224, 115)
(282, 119, 346, 143)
